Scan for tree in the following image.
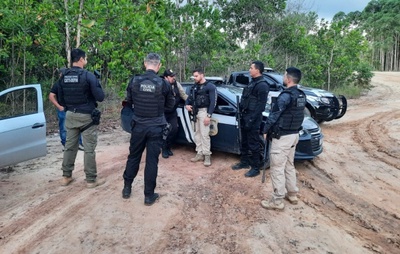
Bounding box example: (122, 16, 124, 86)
(362, 0, 400, 71)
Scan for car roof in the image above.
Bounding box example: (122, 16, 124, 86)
(181, 82, 243, 103)
(264, 72, 283, 83)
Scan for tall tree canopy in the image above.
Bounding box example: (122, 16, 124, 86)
(1, 0, 398, 99)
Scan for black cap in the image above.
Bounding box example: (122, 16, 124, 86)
(163, 69, 176, 77)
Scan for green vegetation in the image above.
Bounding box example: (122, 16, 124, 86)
(0, 0, 398, 103)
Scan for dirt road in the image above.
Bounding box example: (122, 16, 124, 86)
(1, 72, 399, 254)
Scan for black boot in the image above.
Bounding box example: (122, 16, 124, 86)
(231, 161, 250, 170)
(122, 181, 132, 199)
(167, 148, 173, 156)
(162, 143, 169, 158)
(144, 193, 160, 206)
(245, 167, 260, 177)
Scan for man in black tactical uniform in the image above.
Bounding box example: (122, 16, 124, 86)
(58, 48, 105, 188)
(232, 61, 269, 177)
(122, 53, 175, 206)
(162, 69, 188, 158)
(261, 67, 306, 210)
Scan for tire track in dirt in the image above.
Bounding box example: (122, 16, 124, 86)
(352, 82, 394, 108)
(148, 160, 362, 254)
(7, 190, 101, 253)
(299, 161, 400, 253)
(0, 173, 69, 225)
(352, 110, 400, 170)
(148, 167, 257, 253)
(0, 152, 127, 253)
(305, 75, 400, 253)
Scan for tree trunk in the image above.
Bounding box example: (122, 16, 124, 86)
(23, 0, 26, 86)
(327, 47, 334, 91)
(395, 34, 399, 71)
(64, 0, 71, 67)
(76, 0, 85, 48)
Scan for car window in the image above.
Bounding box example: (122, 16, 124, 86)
(263, 76, 280, 91)
(0, 85, 47, 168)
(0, 87, 39, 120)
(236, 74, 250, 86)
(216, 95, 229, 107)
(214, 94, 236, 116)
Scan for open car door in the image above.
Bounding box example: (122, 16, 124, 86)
(0, 84, 47, 168)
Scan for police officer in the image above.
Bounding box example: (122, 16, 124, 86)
(49, 67, 84, 151)
(122, 53, 175, 206)
(261, 67, 306, 210)
(162, 69, 188, 158)
(232, 61, 269, 177)
(185, 68, 217, 167)
(58, 48, 105, 188)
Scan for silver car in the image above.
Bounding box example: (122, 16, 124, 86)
(0, 84, 47, 168)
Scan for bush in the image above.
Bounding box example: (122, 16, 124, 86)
(351, 63, 374, 89)
(333, 84, 364, 99)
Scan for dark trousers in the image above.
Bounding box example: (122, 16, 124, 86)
(240, 117, 263, 168)
(164, 111, 178, 148)
(123, 124, 163, 197)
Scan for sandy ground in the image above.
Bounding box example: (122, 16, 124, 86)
(0, 72, 399, 254)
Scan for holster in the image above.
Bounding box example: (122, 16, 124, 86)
(80, 108, 101, 132)
(269, 125, 281, 139)
(91, 108, 101, 125)
(162, 123, 172, 141)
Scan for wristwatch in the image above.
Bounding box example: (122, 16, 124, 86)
(207, 114, 212, 118)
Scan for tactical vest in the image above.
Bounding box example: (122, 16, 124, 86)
(166, 82, 180, 113)
(131, 74, 165, 117)
(60, 68, 89, 106)
(275, 88, 306, 131)
(193, 82, 210, 108)
(240, 79, 264, 112)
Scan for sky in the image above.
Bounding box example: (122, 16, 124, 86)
(300, 0, 371, 21)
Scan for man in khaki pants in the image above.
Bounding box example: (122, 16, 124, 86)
(185, 68, 217, 166)
(261, 67, 306, 210)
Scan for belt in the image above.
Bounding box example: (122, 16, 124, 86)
(68, 108, 91, 114)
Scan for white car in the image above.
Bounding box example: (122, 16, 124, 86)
(0, 84, 47, 168)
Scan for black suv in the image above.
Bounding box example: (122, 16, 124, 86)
(227, 71, 347, 123)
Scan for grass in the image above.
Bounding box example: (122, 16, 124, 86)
(332, 84, 368, 99)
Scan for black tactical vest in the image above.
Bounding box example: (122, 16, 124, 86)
(131, 74, 165, 117)
(193, 82, 210, 108)
(276, 88, 306, 131)
(166, 82, 180, 113)
(240, 80, 263, 112)
(60, 68, 89, 106)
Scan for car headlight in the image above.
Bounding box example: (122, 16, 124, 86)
(299, 129, 306, 136)
(319, 97, 331, 105)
